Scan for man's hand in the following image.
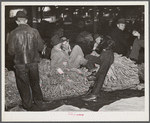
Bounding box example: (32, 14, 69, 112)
(63, 62, 67, 66)
(42, 44, 47, 55)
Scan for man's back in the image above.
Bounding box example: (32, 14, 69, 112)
(8, 24, 44, 64)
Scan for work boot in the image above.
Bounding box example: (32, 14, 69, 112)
(30, 101, 53, 111)
(82, 94, 97, 102)
(87, 75, 96, 81)
(80, 88, 92, 98)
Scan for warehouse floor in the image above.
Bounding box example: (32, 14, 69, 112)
(42, 89, 144, 111)
(6, 89, 144, 111)
(5, 42, 145, 111)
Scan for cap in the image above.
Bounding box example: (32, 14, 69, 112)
(16, 11, 27, 18)
(117, 18, 126, 24)
(132, 26, 141, 33)
(60, 37, 69, 43)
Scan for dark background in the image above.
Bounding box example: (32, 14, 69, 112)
(4, 4, 146, 112)
(5, 5, 144, 70)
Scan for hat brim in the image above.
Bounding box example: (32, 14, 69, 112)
(17, 16, 27, 19)
(117, 22, 126, 24)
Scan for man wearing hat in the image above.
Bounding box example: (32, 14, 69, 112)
(8, 11, 52, 111)
(50, 37, 87, 69)
(108, 18, 130, 56)
(51, 28, 64, 46)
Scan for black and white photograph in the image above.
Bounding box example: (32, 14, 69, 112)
(2, 1, 149, 122)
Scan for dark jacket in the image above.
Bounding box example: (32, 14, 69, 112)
(109, 27, 129, 56)
(8, 24, 44, 64)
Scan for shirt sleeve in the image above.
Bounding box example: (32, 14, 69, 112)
(8, 32, 15, 55)
(50, 53, 62, 68)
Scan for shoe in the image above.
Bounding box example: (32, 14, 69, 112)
(30, 101, 53, 111)
(82, 94, 97, 102)
(87, 75, 96, 81)
(40, 101, 53, 109)
(81, 88, 92, 98)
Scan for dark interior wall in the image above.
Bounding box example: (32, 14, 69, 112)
(5, 6, 33, 31)
(5, 5, 144, 36)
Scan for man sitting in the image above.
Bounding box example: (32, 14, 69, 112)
(82, 36, 115, 102)
(50, 37, 87, 69)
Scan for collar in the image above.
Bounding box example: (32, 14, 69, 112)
(19, 24, 29, 27)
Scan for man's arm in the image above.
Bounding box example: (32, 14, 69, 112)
(35, 29, 44, 51)
(8, 32, 15, 55)
(50, 53, 64, 68)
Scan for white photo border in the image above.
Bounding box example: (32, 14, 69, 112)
(1, 1, 149, 122)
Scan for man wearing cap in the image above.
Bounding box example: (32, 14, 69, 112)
(108, 18, 130, 56)
(8, 11, 52, 111)
(50, 37, 87, 69)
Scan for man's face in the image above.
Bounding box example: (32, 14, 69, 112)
(132, 30, 140, 37)
(117, 23, 125, 31)
(95, 37, 102, 44)
(62, 41, 69, 49)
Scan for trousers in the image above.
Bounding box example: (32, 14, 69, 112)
(86, 50, 114, 95)
(69, 45, 87, 68)
(85, 54, 100, 71)
(15, 63, 43, 110)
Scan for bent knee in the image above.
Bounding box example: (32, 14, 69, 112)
(76, 55, 83, 59)
(73, 45, 81, 50)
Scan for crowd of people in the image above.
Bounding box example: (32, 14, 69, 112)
(7, 11, 144, 111)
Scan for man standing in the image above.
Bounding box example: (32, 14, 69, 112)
(8, 11, 51, 111)
(108, 18, 130, 56)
